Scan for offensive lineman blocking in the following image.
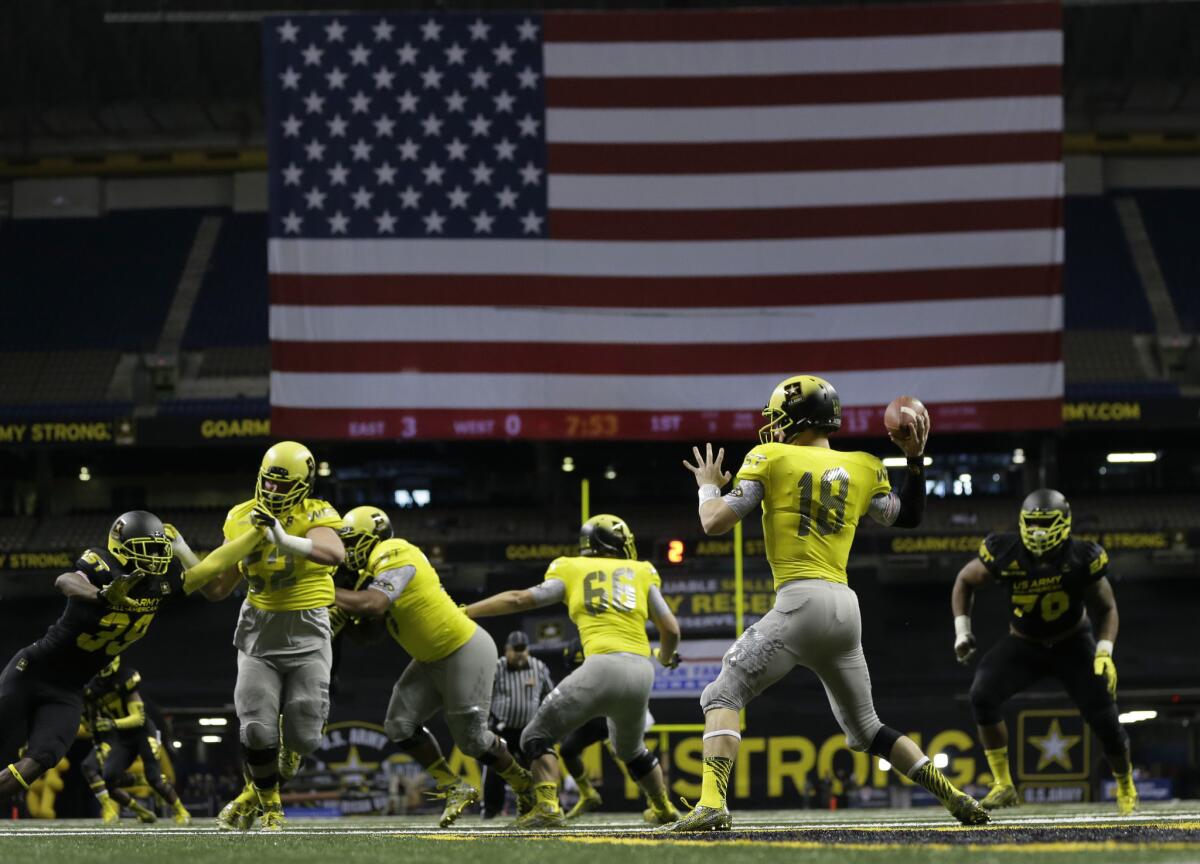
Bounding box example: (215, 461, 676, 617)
(670, 375, 989, 831)
(467, 514, 683, 829)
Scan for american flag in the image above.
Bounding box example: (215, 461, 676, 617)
(265, 4, 1063, 441)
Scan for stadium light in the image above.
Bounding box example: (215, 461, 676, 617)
(1119, 710, 1158, 724)
(1106, 452, 1157, 464)
(881, 456, 932, 468)
(604, 465, 617, 480)
(561, 456, 575, 473)
(877, 758, 891, 772)
(198, 717, 228, 726)
(201, 735, 222, 744)
(171, 740, 183, 749)
(1012, 448, 1026, 465)
(317, 460, 332, 477)
(78, 466, 91, 482)
(933, 753, 950, 769)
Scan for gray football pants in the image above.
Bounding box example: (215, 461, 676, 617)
(383, 626, 498, 758)
(700, 579, 884, 751)
(234, 641, 332, 755)
(521, 652, 654, 763)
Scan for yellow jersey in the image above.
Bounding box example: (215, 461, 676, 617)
(364, 538, 476, 663)
(223, 497, 342, 612)
(735, 443, 890, 588)
(545, 556, 660, 657)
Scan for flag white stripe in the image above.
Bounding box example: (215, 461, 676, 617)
(543, 32, 1062, 78)
(546, 97, 1061, 144)
(270, 364, 1064, 410)
(549, 163, 1063, 210)
(270, 296, 1061, 344)
(268, 230, 1063, 277)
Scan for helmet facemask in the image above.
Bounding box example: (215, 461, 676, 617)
(112, 533, 174, 576)
(342, 529, 381, 571)
(758, 407, 795, 445)
(256, 471, 310, 518)
(1019, 509, 1071, 556)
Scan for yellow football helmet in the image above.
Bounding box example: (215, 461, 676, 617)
(759, 374, 842, 444)
(580, 514, 637, 560)
(255, 441, 316, 518)
(107, 510, 174, 576)
(1019, 489, 1071, 556)
(99, 656, 121, 677)
(340, 506, 394, 571)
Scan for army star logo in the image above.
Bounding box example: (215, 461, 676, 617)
(1029, 718, 1080, 771)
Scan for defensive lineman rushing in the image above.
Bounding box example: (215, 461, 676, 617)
(952, 489, 1138, 814)
(333, 506, 534, 828)
(197, 442, 346, 831)
(669, 375, 989, 831)
(467, 514, 683, 829)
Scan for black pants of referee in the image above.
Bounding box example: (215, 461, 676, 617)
(0, 651, 84, 777)
(481, 725, 524, 818)
(969, 629, 1128, 758)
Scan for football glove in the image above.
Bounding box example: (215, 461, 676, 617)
(1094, 649, 1118, 698)
(94, 717, 116, 732)
(953, 615, 976, 665)
(660, 650, 681, 669)
(98, 572, 145, 607)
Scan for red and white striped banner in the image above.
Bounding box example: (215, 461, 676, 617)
(267, 2, 1063, 440)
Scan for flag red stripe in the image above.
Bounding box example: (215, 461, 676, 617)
(270, 332, 1060, 376)
(549, 198, 1061, 242)
(269, 265, 1061, 308)
(543, 3, 1061, 42)
(270, 398, 1063, 441)
(546, 66, 1060, 109)
(548, 132, 1060, 175)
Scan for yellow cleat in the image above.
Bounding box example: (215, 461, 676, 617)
(257, 786, 286, 832)
(1116, 775, 1139, 815)
(100, 797, 121, 824)
(644, 800, 681, 825)
(172, 800, 192, 826)
(432, 782, 479, 828)
(512, 800, 566, 830)
(565, 788, 602, 819)
(216, 784, 259, 831)
(658, 804, 731, 833)
(128, 799, 157, 823)
(947, 793, 990, 826)
(981, 783, 1020, 810)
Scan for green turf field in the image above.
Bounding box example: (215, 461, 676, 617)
(2, 802, 1198, 864)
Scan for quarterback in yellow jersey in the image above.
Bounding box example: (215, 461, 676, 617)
(668, 375, 988, 832)
(467, 515, 682, 829)
(192, 442, 345, 832)
(332, 506, 533, 828)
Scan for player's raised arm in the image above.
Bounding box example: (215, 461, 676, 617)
(465, 579, 565, 619)
(867, 408, 931, 530)
(249, 507, 345, 566)
(683, 443, 763, 536)
(181, 526, 267, 597)
(54, 570, 103, 603)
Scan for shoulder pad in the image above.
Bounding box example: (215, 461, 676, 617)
(124, 670, 141, 691)
(740, 445, 772, 470)
(1071, 540, 1108, 575)
(302, 498, 340, 522)
(643, 561, 659, 577)
(77, 548, 111, 574)
(981, 533, 1019, 563)
(368, 537, 414, 570)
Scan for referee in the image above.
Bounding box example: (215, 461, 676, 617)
(482, 631, 554, 818)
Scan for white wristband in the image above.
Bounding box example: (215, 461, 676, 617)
(273, 531, 314, 559)
(954, 615, 972, 640)
(698, 484, 722, 503)
(1096, 639, 1114, 656)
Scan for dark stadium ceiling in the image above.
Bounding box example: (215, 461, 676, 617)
(1, 0, 1199, 156)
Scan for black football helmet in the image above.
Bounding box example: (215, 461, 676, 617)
(579, 514, 637, 559)
(107, 510, 174, 576)
(1019, 489, 1072, 556)
(759, 375, 842, 444)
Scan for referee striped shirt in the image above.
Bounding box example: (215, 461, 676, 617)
(491, 656, 554, 730)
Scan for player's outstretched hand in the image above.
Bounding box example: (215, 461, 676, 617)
(98, 571, 145, 607)
(889, 408, 929, 458)
(954, 631, 977, 666)
(658, 649, 681, 669)
(249, 506, 282, 543)
(683, 443, 732, 489)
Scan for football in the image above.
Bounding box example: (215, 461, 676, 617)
(884, 395, 927, 439)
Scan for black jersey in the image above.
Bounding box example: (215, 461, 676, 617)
(977, 533, 1109, 640)
(83, 665, 143, 731)
(23, 547, 183, 688)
